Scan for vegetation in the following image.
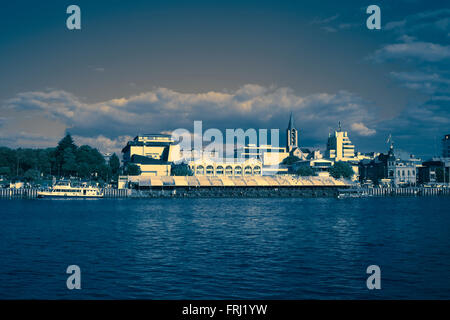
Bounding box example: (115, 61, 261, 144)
(329, 161, 354, 179)
(0, 134, 121, 184)
(123, 164, 141, 176)
(282, 155, 301, 165)
(171, 163, 193, 176)
(295, 166, 316, 176)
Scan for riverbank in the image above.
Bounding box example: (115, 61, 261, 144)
(1, 186, 450, 199)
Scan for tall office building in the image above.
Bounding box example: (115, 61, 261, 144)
(325, 122, 356, 161)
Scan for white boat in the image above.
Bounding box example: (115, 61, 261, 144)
(37, 181, 104, 198)
(337, 188, 370, 199)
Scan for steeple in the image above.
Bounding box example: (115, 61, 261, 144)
(288, 112, 295, 130)
(286, 112, 298, 152)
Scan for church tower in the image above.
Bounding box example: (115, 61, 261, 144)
(286, 112, 298, 152)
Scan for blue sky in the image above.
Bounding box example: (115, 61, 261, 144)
(0, 0, 449, 158)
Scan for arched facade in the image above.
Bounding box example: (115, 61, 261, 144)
(189, 158, 263, 177)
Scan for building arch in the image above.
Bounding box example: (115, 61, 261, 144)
(196, 165, 204, 175)
(206, 165, 214, 176)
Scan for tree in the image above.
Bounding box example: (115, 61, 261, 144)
(55, 134, 78, 176)
(62, 148, 77, 176)
(109, 153, 120, 176)
(23, 169, 40, 182)
(124, 164, 141, 176)
(329, 161, 354, 179)
(282, 155, 301, 165)
(295, 166, 315, 176)
(171, 163, 193, 176)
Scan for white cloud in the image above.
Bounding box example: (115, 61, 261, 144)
(73, 135, 133, 156)
(350, 122, 376, 136)
(370, 41, 450, 62)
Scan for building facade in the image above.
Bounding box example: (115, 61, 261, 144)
(418, 158, 450, 185)
(325, 123, 356, 161)
(189, 158, 262, 177)
(443, 134, 450, 158)
(359, 145, 420, 186)
(122, 134, 181, 176)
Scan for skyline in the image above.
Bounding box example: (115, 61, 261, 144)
(0, 0, 449, 158)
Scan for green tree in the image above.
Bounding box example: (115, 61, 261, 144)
(55, 134, 77, 175)
(23, 169, 40, 182)
(125, 164, 141, 176)
(62, 148, 77, 176)
(109, 153, 121, 176)
(329, 161, 354, 179)
(171, 163, 193, 176)
(295, 166, 315, 176)
(282, 155, 301, 165)
(75, 145, 107, 179)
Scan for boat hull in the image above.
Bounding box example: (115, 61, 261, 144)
(37, 192, 103, 198)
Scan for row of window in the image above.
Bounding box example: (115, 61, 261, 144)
(191, 165, 261, 176)
(397, 169, 415, 177)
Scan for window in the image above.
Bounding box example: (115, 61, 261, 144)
(244, 166, 252, 176)
(253, 166, 261, 175)
(216, 166, 224, 175)
(206, 165, 214, 176)
(234, 166, 242, 175)
(196, 165, 204, 175)
(225, 166, 233, 175)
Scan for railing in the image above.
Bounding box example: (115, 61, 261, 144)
(0, 186, 449, 199)
(362, 187, 450, 196)
(0, 188, 131, 199)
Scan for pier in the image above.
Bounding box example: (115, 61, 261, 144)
(0, 186, 449, 199)
(0, 188, 130, 199)
(362, 187, 450, 197)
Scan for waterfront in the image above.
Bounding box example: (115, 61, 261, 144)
(0, 197, 449, 299)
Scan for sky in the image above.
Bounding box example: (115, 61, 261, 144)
(0, 0, 449, 159)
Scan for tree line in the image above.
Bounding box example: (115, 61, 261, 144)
(0, 134, 121, 184)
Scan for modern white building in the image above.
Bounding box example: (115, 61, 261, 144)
(325, 123, 356, 161)
(121, 134, 181, 176)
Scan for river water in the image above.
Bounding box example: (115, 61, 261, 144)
(0, 197, 449, 299)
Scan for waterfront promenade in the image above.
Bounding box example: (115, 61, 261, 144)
(1, 186, 449, 199)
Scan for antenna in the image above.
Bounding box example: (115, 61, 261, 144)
(386, 134, 394, 149)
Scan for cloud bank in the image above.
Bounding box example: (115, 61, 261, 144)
(2, 85, 379, 154)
